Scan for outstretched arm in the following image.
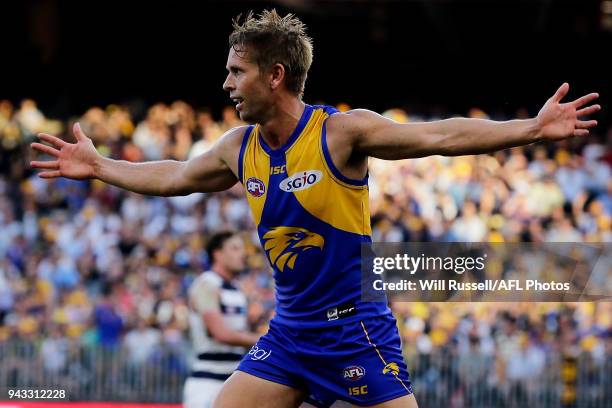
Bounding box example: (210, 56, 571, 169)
(346, 83, 600, 159)
(30, 123, 243, 196)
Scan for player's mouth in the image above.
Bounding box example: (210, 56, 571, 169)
(231, 97, 244, 110)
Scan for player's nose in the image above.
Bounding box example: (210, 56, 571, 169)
(222, 74, 234, 92)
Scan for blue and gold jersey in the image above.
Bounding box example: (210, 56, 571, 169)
(238, 105, 390, 328)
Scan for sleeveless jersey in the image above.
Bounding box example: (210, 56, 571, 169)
(238, 104, 390, 329)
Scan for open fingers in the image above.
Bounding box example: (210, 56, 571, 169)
(575, 120, 598, 129)
(572, 93, 599, 108)
(552, 82, 569, 103)
(30, 160, 59, 170)
(37, 133, 67, 148)
(574, 129, 590, 137)
(577, 104, 601, 117)
(73, 122, 87, 141)
(31, 142, 61, 158)
(39, 171, 62, 179)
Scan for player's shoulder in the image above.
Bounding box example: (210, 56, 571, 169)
(215, 125, 251, 151)
(206, 125, 252, 167)
(189, 272, 223, 312)
(202, 270, 224, 284)
(191, 271, 223, 291)
(325, 109, 379, 138)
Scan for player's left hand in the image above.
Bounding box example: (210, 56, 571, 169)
(536, 82, 600, 140)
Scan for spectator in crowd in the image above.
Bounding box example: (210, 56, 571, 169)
(94, 285, 124, 349)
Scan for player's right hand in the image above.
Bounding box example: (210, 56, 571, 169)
(30, 122, 100, 180)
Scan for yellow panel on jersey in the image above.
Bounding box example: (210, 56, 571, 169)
(237, 105, 388, 329)
(239, 126, 269, 226)
(285, 109, 372, 236)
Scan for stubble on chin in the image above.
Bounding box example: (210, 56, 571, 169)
(239, 110, 258, 124)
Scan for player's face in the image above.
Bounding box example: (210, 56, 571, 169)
(218, 235, 247, 274)
(223, 46, 271, 123)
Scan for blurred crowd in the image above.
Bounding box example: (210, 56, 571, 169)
(0, 99, 610, 403)
(393, 302, 611, 406)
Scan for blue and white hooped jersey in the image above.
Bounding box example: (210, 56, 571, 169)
(238, 104, 390, 329)
(188, 271, 248, 378)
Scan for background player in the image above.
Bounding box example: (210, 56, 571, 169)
(184, 231, 260, 408)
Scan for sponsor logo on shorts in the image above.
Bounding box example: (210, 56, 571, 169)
(246, 177, 266, 197)
(348, 385, 368, 396)
(382, 362, 400, 376)
(247, 344, 272, 361)
(343, 365, 366, 382)
(279, 170, 322, 192)
(326, 303, 356, 321)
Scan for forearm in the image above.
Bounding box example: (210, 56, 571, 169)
(431, 117, 542, 156)
(95, 156, 187, 196)
(213, 329, 259, 348)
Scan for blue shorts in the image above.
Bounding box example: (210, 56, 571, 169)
(237, 314, 414, 407)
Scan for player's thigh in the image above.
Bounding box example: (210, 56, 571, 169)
(213, 370, 306, 408)
(364, 393, 419, 408)
(304, 396, 418, 408)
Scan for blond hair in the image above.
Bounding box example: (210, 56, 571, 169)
(229, 10, 313, 97)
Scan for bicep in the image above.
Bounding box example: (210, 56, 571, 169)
(201, 310, 230, 338)
(177, 127, 249, 193)
(180, 147, 238, 193)
(349, 110, 441, 160)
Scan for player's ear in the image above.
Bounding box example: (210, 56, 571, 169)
(269, 63, 285, 90)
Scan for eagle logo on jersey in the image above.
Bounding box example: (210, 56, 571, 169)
(262, 227, 324, 272)
(382, 362, 400, 376)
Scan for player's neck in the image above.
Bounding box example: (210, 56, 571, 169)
(259, 97, 305, 149)
(212, 265, 233, 282)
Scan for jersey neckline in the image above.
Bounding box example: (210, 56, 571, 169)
(258, 104, 314, 156)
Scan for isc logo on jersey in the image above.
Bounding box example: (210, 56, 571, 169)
(279, 170, 322, 192)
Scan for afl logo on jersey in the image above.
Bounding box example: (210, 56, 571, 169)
(343, 365, 366, 381)
(246, 177, 266, 197)
(279, 170, 323, 192)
